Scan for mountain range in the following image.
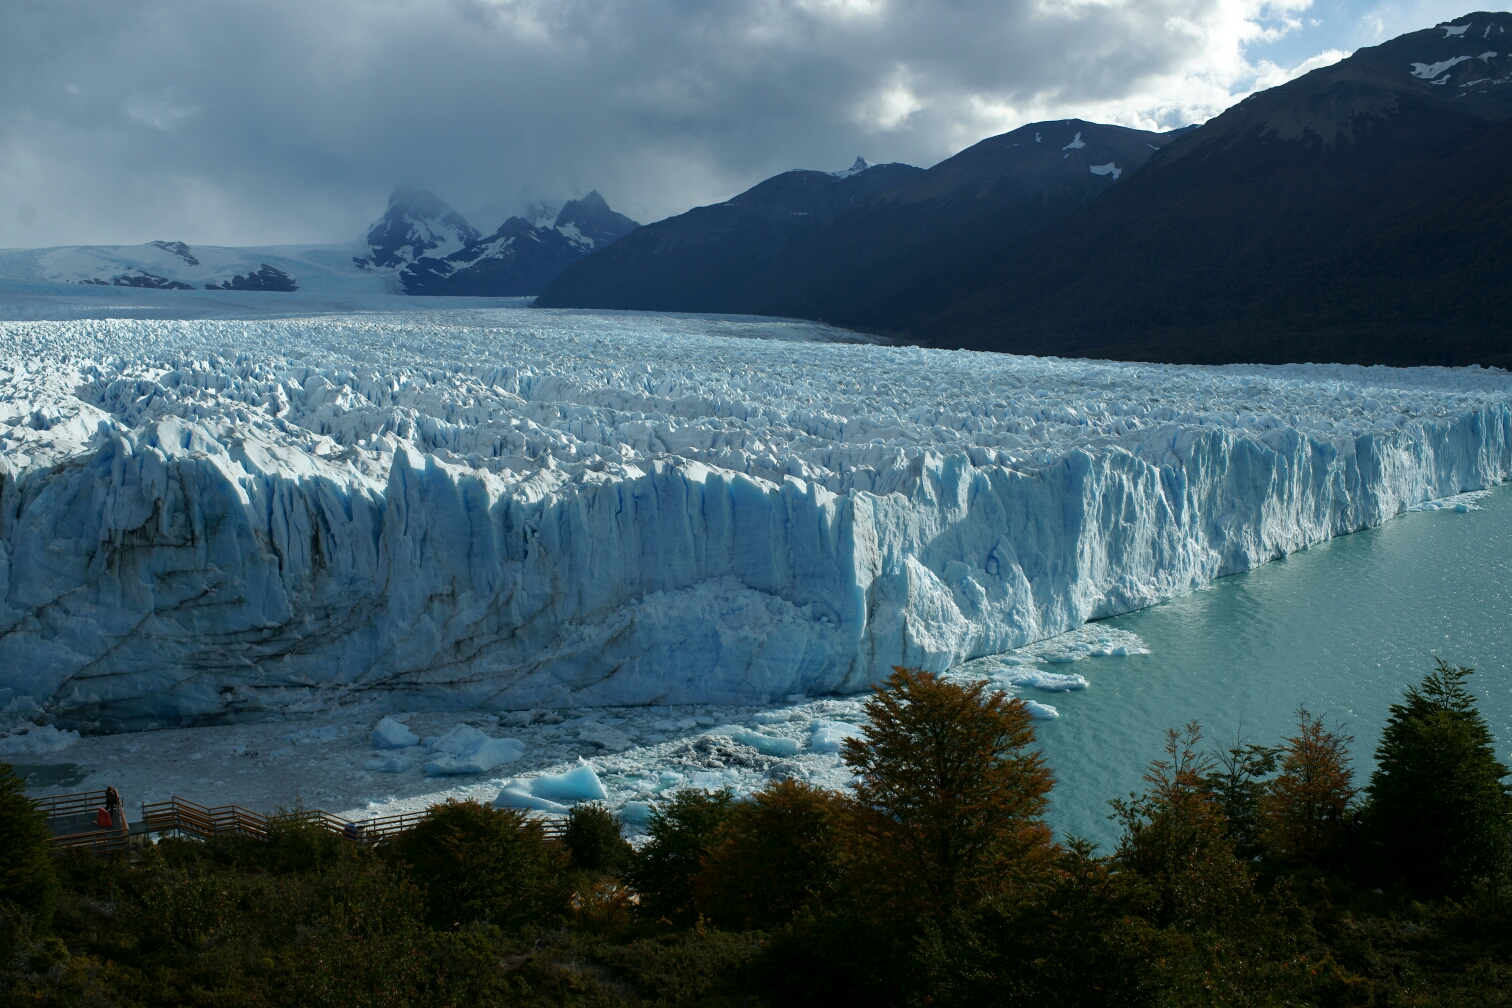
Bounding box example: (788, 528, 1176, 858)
(540, 11, 1512, 368)
(2, 12, 1507, 367)
(0, 188, 639, 298)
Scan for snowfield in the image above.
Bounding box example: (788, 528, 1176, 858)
(3, 297, 1512, 742)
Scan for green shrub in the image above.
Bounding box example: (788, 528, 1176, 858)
(390, 799, 571, 930)
(564, 803, 634, 875)
(0, 760, 59, 935)
(630, 790, 733, 926)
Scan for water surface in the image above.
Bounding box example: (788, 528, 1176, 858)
(1034, 486, 1512, 846)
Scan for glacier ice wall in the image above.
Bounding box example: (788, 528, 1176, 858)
(2, 306, 1510, 730)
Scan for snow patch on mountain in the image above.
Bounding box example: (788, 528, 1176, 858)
(828, 157, 871, 178)
(1089, 162, 1123, 179)
(1063, 132, 1086, 149)
(1412, 54, 1475, 77)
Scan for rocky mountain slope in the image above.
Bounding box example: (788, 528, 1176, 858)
(399, 191, 638, 296)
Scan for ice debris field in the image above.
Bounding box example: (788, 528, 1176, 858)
(3, 292, 1512, 826)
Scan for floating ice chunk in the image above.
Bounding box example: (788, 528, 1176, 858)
(1006, 670, 1089, 691)
(578, 722, 634, 751)
(751, 710, 805, 725)
(705, 724, 802, 757)
(528, 758, 610, 802)
(809, 719, 866, 753)
(363, 755, 415, 773)
(0, 724, 80, 756)
(421, 725, 526, 776)
(691, 769, 741, 789)
(620, 800, 654, 824)
(493, 785, 571, 813)
(1022, 700, 1060, 720)
(285, 725, 341, 744)
(372, 717, 419, 750)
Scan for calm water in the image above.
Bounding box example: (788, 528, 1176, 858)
(1035, 485, 1512, 847)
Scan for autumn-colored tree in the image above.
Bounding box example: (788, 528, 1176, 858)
(1258, 709, 1356, 867)
(842, 666, 1055, 913)
(1113, 723, 1252, 932)
(696, 779, 850, 930)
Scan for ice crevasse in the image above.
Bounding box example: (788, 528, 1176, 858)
(1, 310, 1510, 731)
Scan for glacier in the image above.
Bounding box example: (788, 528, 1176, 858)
(2, 299, 1511, 732)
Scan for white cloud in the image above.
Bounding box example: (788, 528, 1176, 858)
(0, 0, 1374, 247)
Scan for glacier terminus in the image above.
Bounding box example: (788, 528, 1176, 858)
(2, 298, 1510, 733)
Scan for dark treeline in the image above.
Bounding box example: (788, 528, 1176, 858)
(3, 659, 1511, 1007)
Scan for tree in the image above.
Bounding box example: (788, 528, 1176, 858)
(390, 799, 569, 929)
(629, 789, 733, 926)
(562, 802, 633, 875)
(1259, 708, 1355, 868)
(696, 779, 849, 930)
(1203, 738, 1278, 860)
(1112, 723, 1252, 932)
(0, 761, 57, 935)
(1363, 658, 1512, 894)
(842, 666, 1055, 913)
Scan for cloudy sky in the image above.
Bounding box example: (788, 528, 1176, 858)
(0, 0, 1496, 247)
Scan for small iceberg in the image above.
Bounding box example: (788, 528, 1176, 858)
(704, 724, 801, 757)
(809, 719, 866, 753)
(494, 759, 609, 811)
(421, 725, 526, 776)
(372, 716, 419, 750)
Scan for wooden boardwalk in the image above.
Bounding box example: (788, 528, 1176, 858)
(33, 789, 566, 854)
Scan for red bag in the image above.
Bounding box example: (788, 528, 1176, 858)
(96, 807, 113, 828)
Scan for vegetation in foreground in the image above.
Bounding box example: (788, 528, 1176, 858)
(3, 659, 1510, 1007)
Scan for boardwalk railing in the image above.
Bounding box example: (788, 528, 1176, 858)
(139, 796, 565, 846)
(32, 789, 112, 820)
(37, 790, 565, 853)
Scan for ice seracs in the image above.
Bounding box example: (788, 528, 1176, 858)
(1, 304, 1511, 731)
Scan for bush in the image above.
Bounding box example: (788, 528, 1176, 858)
(0, 760, 58, 935)
(390, 799, 570, 930)
(842, 666, 1055, 914)
(564, 803, 634, 876)
(630, 790, 733, 927)
(1362, 658, 1512, 895)
(696, 779, 849, 930)
(916, 840, 1184, 1008)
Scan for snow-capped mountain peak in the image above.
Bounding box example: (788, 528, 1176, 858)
(828, 157, 870, 178)
(353, 187, 480, 271)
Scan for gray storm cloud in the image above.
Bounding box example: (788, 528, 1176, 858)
(0, 0, 1334, 247)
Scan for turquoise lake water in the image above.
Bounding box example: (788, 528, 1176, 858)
(1033, 485, 1512, 847)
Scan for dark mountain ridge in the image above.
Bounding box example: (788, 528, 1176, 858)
(733, 120, 1193, 329)
(909, 12, 1512, 367)
(534, 159, 924, 311)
